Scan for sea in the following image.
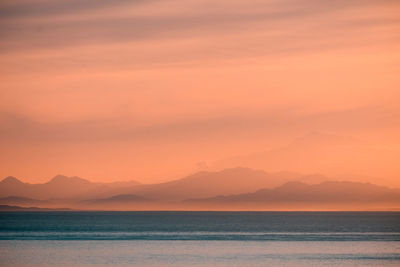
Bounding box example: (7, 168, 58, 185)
(0, 211, 399, 266)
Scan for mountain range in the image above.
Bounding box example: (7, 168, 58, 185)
(0, 167, 399, 210)
(0, 175, 141, 199)
(0, 168, 325, 200)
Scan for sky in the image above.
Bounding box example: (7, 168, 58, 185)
(0, 0, 399, 185)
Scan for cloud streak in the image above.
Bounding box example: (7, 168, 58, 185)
(0, 0, 148, 18)
(1, 0, 398, 53)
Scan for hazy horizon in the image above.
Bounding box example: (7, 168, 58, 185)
(1, 167, 400, 211)
(1, 165, 398, 188)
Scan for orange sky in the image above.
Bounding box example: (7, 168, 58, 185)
(0, 0, 399, 186)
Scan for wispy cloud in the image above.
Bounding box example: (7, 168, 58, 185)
(1, 0, 398, 53)
(0, 0, 146, 18)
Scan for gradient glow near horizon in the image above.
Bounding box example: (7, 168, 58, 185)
(0, 0, 399, 185)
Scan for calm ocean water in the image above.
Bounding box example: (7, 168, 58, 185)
(0, 211, 399, 266)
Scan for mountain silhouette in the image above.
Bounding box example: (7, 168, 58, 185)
(185, 181, 400, 210)
(0, 174, 142, 199)
(2, 169, 399, 210)
(46, 175, 93, 187)
(111, 168, 326, 201)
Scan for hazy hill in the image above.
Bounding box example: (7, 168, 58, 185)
(0, 175, 140, 199)
(185, 181, 400, 210)
(0, 168, 328, 202)
(113, 168, 327, 201)
(3, 169, 397, 210)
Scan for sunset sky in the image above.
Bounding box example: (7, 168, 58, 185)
(0, 0, 399, 186)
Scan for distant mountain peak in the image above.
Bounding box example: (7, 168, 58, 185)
(47, 175, 91, 185)
(50, 174, 68, 181)
(1, 176, 23, 184)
